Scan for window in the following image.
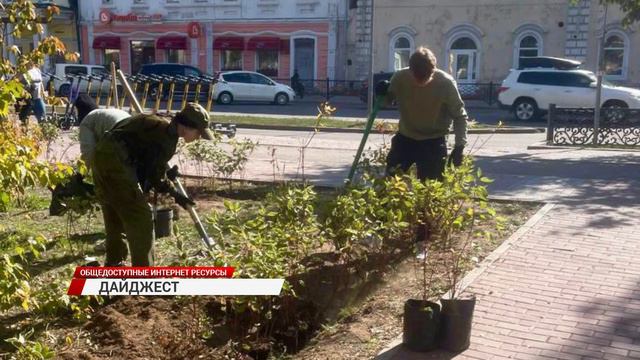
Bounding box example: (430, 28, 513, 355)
(604, 34, 625, 78)
(256, 50, 278, 77)
(185, 67, 200, 77)
(516, 35, 540, 68)
(450, 36, 478, 82)
(223, 73, 251, 83)
(64, 66, 88, 76)
(103, 49, 120, 69)
(221, 50, 242, 70)
(166, 49, 185, 64)
(518, 72, 554, 85)
(91, 67, 108, 76)
(249, 73, 272, 85)
(392, 36, 411, 71)
(130, 40, 155, 74)
(556, 73, 592, 87)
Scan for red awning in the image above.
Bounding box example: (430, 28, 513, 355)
(247, 37, 281, 50)
(213, 37, 245, 50)
(92, 36, 121, 49)
(157, 36, 187, 50)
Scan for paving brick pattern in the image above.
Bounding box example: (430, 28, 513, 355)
(379, 201, 640, 360)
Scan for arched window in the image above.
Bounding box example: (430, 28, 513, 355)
(450, 36, 478, 82)
(516, 35, 541, 68)
(392, 36, 411, 71)
(603, 33, 627, 79)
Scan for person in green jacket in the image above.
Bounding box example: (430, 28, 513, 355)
(92, 102, 213, 266)
(376, 46, 468, 250)
(376, 46, 468, 181)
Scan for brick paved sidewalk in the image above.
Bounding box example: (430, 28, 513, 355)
(377, 183, 640, 359)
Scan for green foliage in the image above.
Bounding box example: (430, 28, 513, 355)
(325, 174, 418, 260)
(0, 122, 74, 211)
(0, 254, 33, 312)
(0, 0, 78, 117)
(184, 136, 256, 187)
(5, 328, 56, 360)
(33, 266, 103, 321)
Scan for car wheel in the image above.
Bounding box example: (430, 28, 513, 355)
(59, 84, 71, 97)
(602, 100, 628, 122)
(275, 92, 289, 105)
(218, 92, 233, 105)
(513, 98, 539, 121)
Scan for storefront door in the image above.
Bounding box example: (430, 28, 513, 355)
(130, 40, 155, 74)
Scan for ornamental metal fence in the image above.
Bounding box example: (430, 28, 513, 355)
(547, 104, 640, 146)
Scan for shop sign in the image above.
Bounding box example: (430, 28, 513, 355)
(99, 10, 162, 24)
(188, 22, 201, 39)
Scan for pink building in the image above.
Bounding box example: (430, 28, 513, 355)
(78, 1, 349, 81)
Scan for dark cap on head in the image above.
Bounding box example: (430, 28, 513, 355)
(176, 102, 214, 140)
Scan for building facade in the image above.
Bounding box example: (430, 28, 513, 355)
(78, 0, 350, 81)
(2, 0, 79, 71)
(356, 0, 639, 85)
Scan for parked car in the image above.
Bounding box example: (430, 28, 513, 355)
(215, 71, 296, 105)
(138, 63, 213, 100)
(498, 59, 640, 121)
(46, 64, 113, 97)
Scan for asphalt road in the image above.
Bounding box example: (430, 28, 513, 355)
(211, 96, 546, 126)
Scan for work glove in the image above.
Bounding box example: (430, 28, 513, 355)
(448, 146, 464, 167)
(166, 165, 180, 181)
(375, 80, 390, 97)
(173, 192, 195, 210)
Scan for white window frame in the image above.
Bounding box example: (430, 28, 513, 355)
(388, 32, 414, 72)
(513, 31, 543, 69)
(446, 32, 481, 83)
(220, 49, 244, 71)
(602, 30, 629, 81)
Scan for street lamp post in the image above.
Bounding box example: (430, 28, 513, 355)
(593, 3, 608, 145)
(367, 0, 375, 115)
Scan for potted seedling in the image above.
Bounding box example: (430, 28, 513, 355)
(403, 230, 441, 352)
(435, 159, 493, 352)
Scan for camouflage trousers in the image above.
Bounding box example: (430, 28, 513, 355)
(93, 140, 155, 266)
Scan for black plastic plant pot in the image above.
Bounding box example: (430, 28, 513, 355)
(154, 208, 173, 238)
(439, 297, 476, 352)
(403, 299, 441, 352)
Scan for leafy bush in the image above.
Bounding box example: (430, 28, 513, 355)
(5, 328, 55, 360)
(184, 136, 256, 179)
(0, 122, 73, 211)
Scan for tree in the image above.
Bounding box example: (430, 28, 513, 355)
(0, 0, 78, 116)
(602, 0, 640, 26)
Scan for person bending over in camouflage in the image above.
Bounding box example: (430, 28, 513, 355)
(92, 102, 213, 266)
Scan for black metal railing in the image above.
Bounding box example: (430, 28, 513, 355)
(548, 104, 640, 146)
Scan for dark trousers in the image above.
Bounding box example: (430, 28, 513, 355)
(386, 133, 447, 181)
(386, 134, 448, 242)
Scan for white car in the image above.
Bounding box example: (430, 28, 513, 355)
(46, 64, 114, 97)
(498, 68, 640, 121)
(215, 71, 295, 105)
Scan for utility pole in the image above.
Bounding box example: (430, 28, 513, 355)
(367, 0, 375, 114)
(593, 3, 608, 145)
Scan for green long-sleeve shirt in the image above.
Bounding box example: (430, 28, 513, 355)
(105, 114, 178, 192)
(387, 68, 468, 146)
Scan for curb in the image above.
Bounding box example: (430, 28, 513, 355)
(527, 140, 640, 152)
(223, 123, 545, 135)
(375, 202, 556, 359)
